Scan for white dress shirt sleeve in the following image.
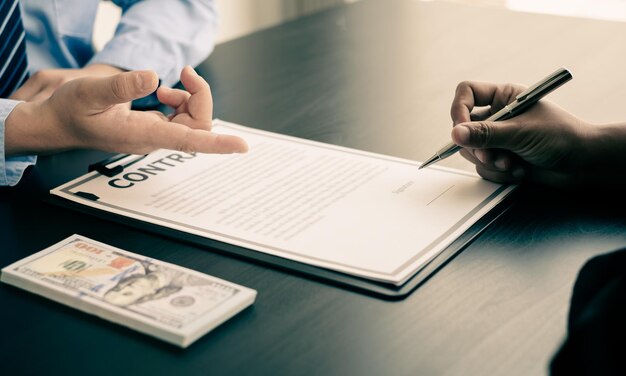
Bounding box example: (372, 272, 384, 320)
(0, 99, 37, 187)
(89, 0, 219, 87)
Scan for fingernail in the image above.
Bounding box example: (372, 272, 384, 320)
(494, 156, 507, 170)
(237, 142, 249, 153)
(187, 65, 198, 76)
(452, 125, 471, 145)
(474, 149, 487, 164)
(138, 71, 156, 90)
(512, 166, 525, 179)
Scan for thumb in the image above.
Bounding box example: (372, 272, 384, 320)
(451, 121, 521, 150)
(84, 70, 159, 108)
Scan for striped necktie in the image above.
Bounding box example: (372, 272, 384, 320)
(0, 0, 29, 98)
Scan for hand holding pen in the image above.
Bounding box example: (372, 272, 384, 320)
(421, 68, 572, 170)
(420, 68, 625, 188)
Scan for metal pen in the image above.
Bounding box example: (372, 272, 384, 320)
(419, 67, 573, 170)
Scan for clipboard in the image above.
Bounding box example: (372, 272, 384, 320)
(47, 153, 515, 300)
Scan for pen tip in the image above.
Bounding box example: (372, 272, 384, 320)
(419, 155, 439, 170)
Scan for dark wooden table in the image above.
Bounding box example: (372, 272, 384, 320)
(2, 1, 626, 374)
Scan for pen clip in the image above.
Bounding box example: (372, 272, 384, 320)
(515, 67, 573, 102)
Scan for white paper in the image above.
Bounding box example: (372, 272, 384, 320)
(50, 120, 514, 285)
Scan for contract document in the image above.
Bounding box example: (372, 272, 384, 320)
(51, 120, 515, 286)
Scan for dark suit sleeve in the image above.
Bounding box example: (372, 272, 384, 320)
(551, 248, 626, 375)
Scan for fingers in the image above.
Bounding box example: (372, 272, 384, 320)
(179, 66, 212, 122)
(451, 120, 523, 150)
(179, 66, 208, 95)
(469, 148, 527, 184)
(143, 119, 248, 154)
(459, 148, 483, 165)
(469, 107, 492, 121)
(29, 88, 56, 103)
(460, 147, 518, 172)
(157, 86, 190, 109)
(451, 81, 497, 125)
(460, 140, 579, 188)
(475, 164, 525, 184)
(155, 67, 214, 131)
(450, 81, 525, 125)
(9, 76, 43, 101)
(85, 71, 159, 108)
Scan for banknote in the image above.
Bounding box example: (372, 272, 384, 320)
(1, 235, 256, 347)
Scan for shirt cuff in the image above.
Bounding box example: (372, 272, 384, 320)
(0, 99, 37, 186)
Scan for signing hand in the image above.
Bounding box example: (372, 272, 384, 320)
(5, 67, 248, 156)
(449, 81, 600, 188)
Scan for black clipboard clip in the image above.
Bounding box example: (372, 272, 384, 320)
(88, 153, 148, 177)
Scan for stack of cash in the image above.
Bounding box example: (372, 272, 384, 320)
(1, 235, 256, 348)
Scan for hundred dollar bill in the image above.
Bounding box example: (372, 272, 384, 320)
(1, 234, 256, 348)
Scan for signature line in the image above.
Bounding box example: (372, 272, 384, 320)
(426, 185, 455, 206)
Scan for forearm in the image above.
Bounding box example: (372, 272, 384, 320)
(4, 101, 65, 156)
